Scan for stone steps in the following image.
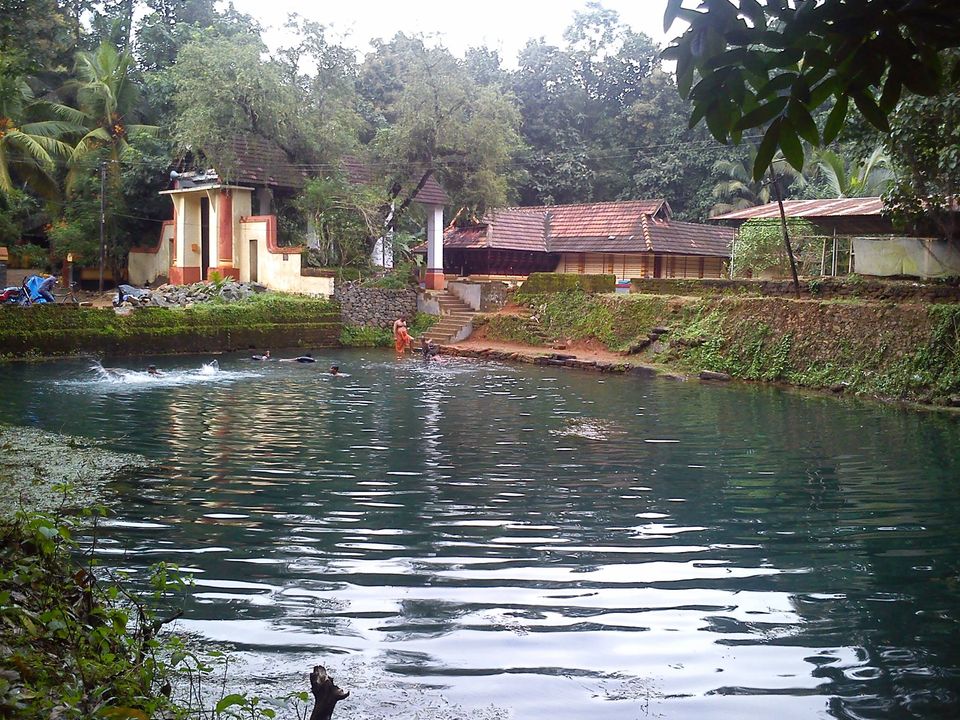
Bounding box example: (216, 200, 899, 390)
(423, 290, 477, 342)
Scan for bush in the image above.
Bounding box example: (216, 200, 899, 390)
(361, 261, 420, 289)
(517, 273, 615, 296)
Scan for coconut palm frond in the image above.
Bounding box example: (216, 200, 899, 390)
(816, 149, 848, 198)
(21, 120, 86, 139)
(5, 130, 55, 169)
(69, 127, 112, 164)
(38, 101, 89, 127)
(24, 134, 74, 159)
(0, 144, 13, 193)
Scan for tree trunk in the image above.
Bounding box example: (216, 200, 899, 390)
(308, 665, 349, 720)
(769, 169, 801, 299)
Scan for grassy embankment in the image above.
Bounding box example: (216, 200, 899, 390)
(0, 294, 342, 359)
(477, 288, 960, 406)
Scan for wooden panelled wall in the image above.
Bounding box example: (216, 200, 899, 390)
(556, 253, 727, 279)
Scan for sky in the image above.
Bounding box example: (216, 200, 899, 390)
(227, 0, 676, 64)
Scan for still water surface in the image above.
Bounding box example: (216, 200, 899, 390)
(2, 352, 960, 719)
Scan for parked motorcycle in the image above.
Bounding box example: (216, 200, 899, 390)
(1, 276, 55, 306)
(0, 286, 26, 304)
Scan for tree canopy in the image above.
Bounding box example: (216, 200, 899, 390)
(3, 0, 958, 275)
(664, 0, 960, 180)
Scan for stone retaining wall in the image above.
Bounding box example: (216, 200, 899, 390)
(334, 283, 418, 328)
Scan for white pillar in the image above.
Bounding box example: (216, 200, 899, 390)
(425, 203, 444, 290)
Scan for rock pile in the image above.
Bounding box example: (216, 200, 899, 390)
(116, 280, 268, 307)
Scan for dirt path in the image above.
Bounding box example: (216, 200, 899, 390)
(442, 324, 654, 369)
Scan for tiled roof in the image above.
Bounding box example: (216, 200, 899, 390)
(442, 225, 488, 249)
(443, 199, 731, 257)
(710, 197, 885, 221)
(341, 156, 449, 206)
(226, 136, 308, 190)
(546, 199, 669, 237)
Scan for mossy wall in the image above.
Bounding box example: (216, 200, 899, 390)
(517, 273, 615, 296)
(631, 276, 960, 303)
(0, 297, 342, 358)
(483, 290, 960, 405)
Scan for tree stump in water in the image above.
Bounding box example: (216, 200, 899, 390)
(309, 665, 349, 720)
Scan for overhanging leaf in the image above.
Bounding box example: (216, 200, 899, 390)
(778, 119, 805, 172)
(852, 90, 890, 133)
(753, 120, 781, 181)
(664, 0, 683, 33)
(822, 95, 848, 144)
(734, 96, 788, 132)
(787, 101, 819, 145)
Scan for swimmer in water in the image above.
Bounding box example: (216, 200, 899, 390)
(252, 350, 271, 361)
(147, 364, 162, 376)
(329, 365, 340, 375)
(280, 353, 316, 363)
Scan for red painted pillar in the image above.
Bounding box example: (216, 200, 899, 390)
(217, 190, 240, 279)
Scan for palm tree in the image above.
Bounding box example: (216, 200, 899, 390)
(67, 43, 158, 185)
(814, 145, 893, 198)
(709, 149, 807, 217)
(0, 71, 81, 196)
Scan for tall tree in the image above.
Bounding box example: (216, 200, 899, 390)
(512, 4, 662, 206)
(68, 42, 159, 179)
(885, 54, 960, 242)
(167, 31, 302, 178)
(135, 0, 221, 72)
(358, 34, 523, 228)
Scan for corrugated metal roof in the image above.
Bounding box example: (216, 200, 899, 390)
(711, 197, 885, 221)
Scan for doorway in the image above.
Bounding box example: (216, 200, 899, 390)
(249, 239, 258, 282)
(200, 197, 210, 279)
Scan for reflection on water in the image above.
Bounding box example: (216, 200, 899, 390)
(2, 351, 960, 719)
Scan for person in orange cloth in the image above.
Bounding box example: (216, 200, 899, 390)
(394, 318, 412, 354)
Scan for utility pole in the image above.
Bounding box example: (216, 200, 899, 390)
(98, 161, 106, 293)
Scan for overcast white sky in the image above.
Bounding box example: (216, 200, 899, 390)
(227, 0, 675, 64)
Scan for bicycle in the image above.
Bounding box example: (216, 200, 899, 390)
(56, 280, 83, 306)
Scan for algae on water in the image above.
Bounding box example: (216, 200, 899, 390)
(0, 425, 150, 515)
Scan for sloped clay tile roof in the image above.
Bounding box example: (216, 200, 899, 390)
(443, 199, 731, 257)
(226, 136, 308, 190)
(545, 199, 669, 238)
(443, 207, 548, 251)
(341, 156, 449, 206)
(442, 225, 488, 249)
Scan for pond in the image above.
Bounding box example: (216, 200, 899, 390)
(1, 351, 959, 719)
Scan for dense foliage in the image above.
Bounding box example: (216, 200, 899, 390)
(664, 0, 960, 180)
(1, 0, 958, 276)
